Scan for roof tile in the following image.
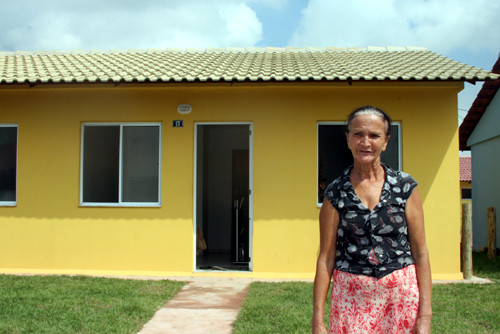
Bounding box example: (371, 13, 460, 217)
(460, 157, 472, 181)
(0, 47, 498, 85)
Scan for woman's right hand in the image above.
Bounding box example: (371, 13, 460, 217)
(312, 199, 338, 334)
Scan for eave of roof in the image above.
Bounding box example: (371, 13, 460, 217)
(1, 47, 498, 87)
(459, 55, 500, 150)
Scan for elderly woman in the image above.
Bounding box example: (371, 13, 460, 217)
(312, 106, 432, 334)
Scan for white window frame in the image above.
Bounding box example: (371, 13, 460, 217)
(0, 124, 18, 206)
(317, 121, 401, 207)
(80, 122, 162, 207)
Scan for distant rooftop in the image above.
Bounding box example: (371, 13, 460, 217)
(460, 156, 472, 182)
(0, 46, 498, 85)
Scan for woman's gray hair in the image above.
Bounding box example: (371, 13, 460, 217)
(347, 105, 391, 137)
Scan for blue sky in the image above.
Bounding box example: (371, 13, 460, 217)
(1, 0, 498, 120)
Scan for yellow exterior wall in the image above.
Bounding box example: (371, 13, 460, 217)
(0, 81, 463, 280)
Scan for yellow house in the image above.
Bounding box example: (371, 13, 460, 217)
(1, 47, 498, 280)
(459, 156, 472, 205)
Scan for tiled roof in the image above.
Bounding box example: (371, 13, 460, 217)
(460, 156, 472, 182)
(0, 47, 498, 85)
(459, 55, 500, 150)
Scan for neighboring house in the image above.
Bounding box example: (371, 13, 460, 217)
(459, 55, 500, 250)
(459, 156, 472, 205)
(1, 47, 498, 280)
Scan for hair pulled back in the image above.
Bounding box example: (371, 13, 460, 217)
(347, 105, 392, 137)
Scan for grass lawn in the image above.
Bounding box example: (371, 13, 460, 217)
(432, 252, 500, 333)
(0, 275, 185, 334)
(233, 252, 500, 333)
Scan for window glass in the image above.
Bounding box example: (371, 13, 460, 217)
(0, 126, 17, 204)
(461, 188, 472, 200)
(122, 126, 160, 202)
(83, 126, 120, 203)
(317, 123, 400, 204)
(82, 124, 161, 206)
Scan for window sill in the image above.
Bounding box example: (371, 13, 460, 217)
(79, 203, 161, 208)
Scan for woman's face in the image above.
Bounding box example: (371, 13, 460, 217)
(346, 114, 389, 166)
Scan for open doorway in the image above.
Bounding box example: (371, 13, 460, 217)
(195, 123, 252, 271)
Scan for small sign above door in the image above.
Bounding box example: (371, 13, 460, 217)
(172, 120, 183, 128)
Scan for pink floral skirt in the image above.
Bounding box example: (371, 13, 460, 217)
(329, 265, 419, 334)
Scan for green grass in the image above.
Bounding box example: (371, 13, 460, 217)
(233, 281, 329, 334)
(233, 252, 500, 334)
(2, 253, 498, 334)
(0, 275, 185, 334)
(432, 252, 500, 333)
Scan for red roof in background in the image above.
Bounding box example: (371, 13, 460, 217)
(459, 55, 500, 150)
(460, 156, 472, 181)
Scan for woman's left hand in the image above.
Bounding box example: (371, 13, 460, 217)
(413, 314, 432, 334)
(406, 187, 432, 334)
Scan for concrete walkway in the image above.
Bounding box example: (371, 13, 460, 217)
(138, 277, 252, 334)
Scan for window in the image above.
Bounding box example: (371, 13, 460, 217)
(0, 125, 17, 206)
(461, 188, 472, 200)
(317, 122, 401, 204)
(81, 123, 161, 206)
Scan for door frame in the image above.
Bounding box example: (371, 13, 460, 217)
(193, 122, 254, 272)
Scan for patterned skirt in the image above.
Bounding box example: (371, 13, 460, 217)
(329, 265, 419, 334)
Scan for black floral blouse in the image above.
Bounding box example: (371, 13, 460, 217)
(324, 163, 418, 278)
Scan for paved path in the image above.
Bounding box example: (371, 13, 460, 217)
(138, 277, 252, 334)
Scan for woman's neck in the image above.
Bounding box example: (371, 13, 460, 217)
(351, 161, 384, 182)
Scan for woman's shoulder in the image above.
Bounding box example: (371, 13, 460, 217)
(383, 164, 418, 198)
(326, 166, 352, 190)
(384, 164, 417, 184)
(324, 166, 352, 206)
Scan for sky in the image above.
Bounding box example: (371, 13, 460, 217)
(1, 0, 499, 122)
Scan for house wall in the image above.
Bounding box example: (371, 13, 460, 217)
(460, 181, 472, 205)
(468, 91, 500, 249)
(0, 81, 463, 279)
(468, 91, 500, 147)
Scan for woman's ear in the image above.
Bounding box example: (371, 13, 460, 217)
(382, 135, 390, 151)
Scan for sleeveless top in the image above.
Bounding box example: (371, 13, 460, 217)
(324, 163, 418, 278)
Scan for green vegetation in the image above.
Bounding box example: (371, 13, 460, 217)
(0, 275, 184, 334)
(233, 252, 500, 333)
(233, 281, 329, 334)
(1, 252, 498, 333)
(432, 252, 500, 333)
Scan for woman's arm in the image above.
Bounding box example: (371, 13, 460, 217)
(405, 187, 432, 334)
(312, 198, 340, 334)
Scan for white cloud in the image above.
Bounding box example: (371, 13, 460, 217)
(0, 0, 263, 51)
(287, 0, 499, 113)
(219, 3, 262, 47)
(289, 0, 500, 54)
(249, 0, 289, 10)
